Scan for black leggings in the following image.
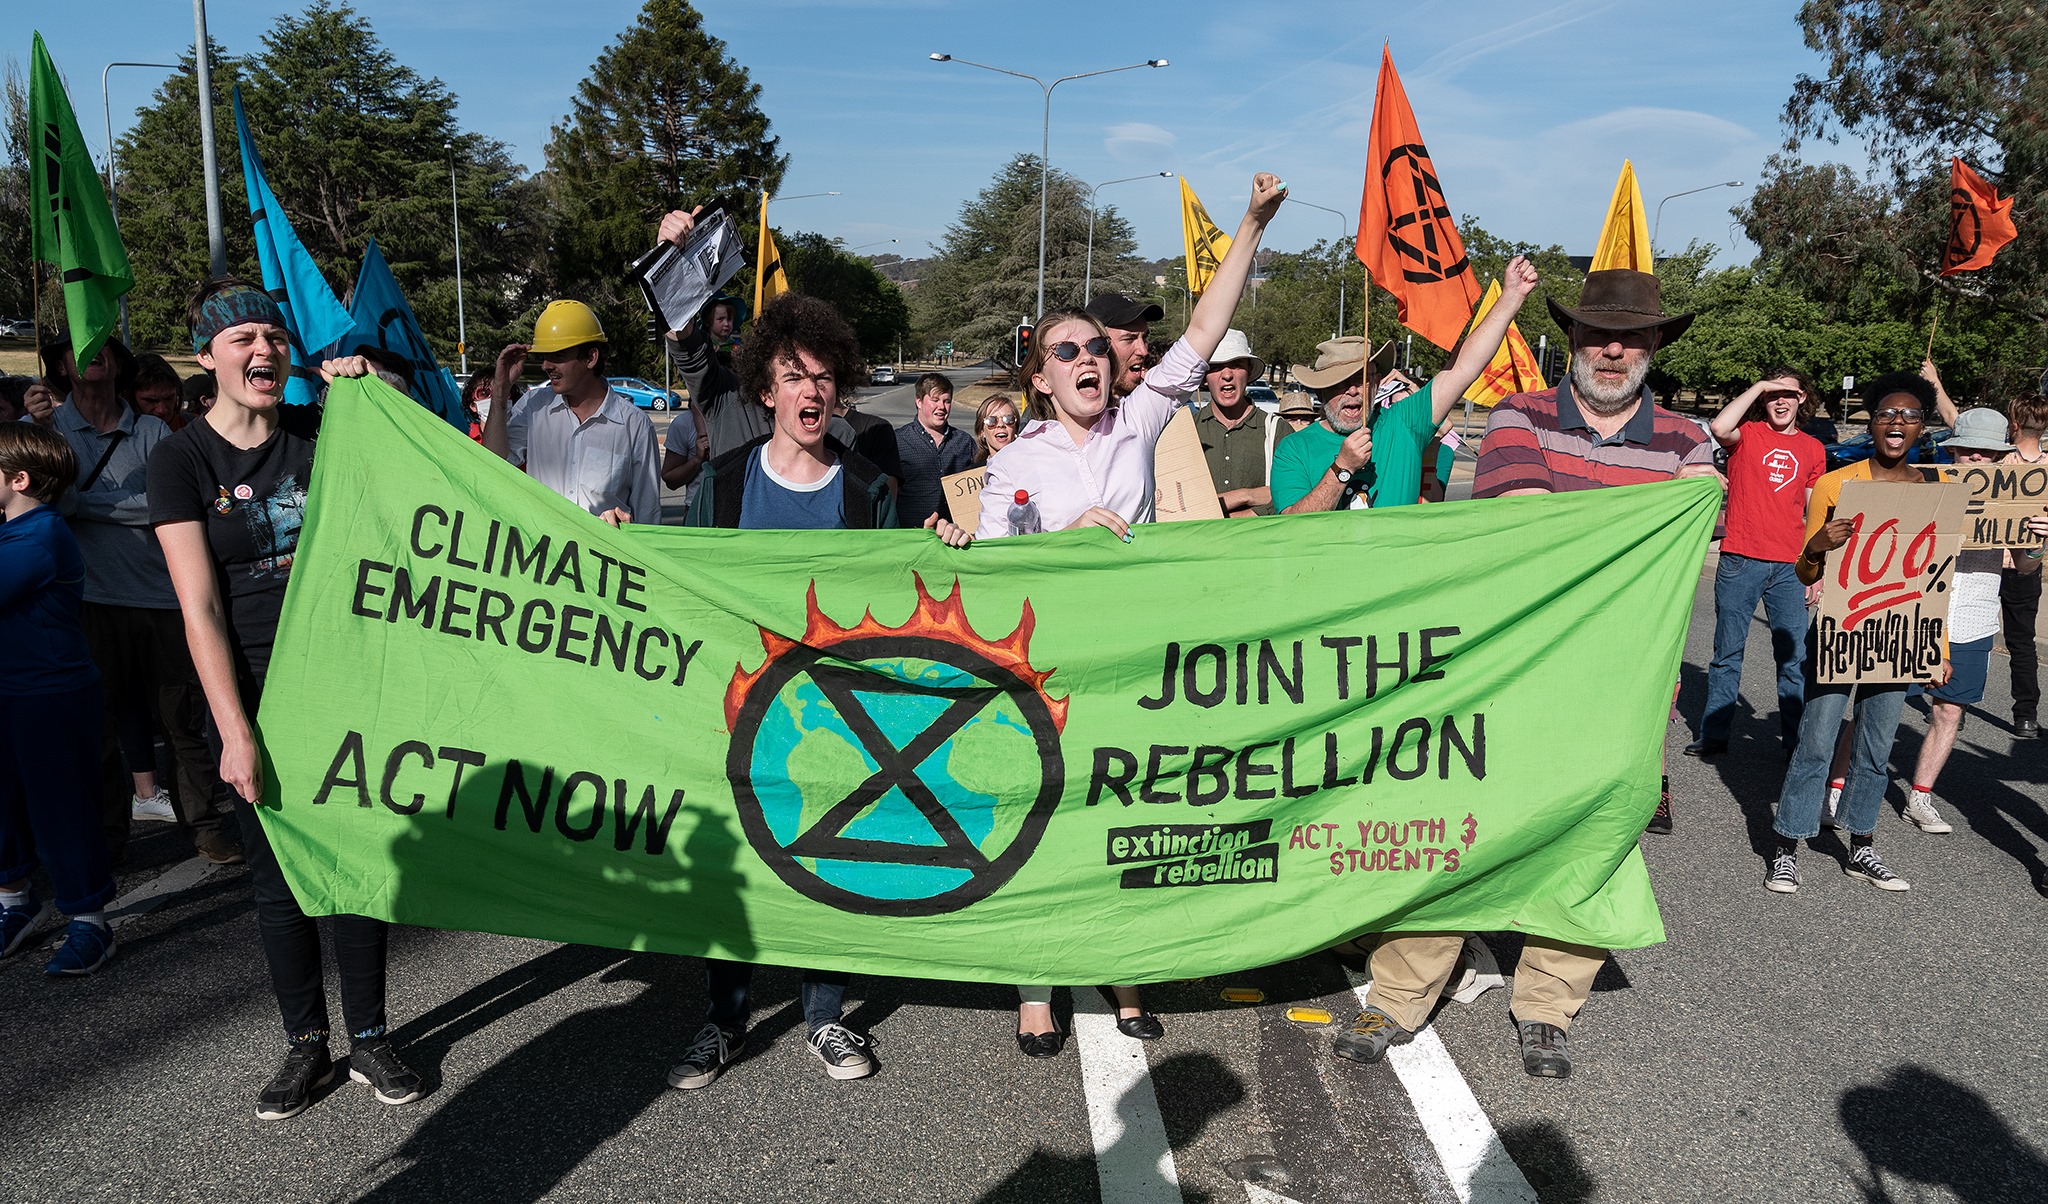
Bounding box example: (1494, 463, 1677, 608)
(214, 674, 390, 1040)
(236, 800, 389, 1038)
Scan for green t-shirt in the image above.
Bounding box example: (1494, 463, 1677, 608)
(1269, 382, 1437, 511)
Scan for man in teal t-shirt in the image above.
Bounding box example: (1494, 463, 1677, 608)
(1273, 256, 1541, 512)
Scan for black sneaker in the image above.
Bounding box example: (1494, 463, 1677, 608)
(1645, 777, 1673, 834)
(1682, 739, 1726, 758)
(1846, 844, 1910, 891)
(1516, 1021, 1572, 1078)
(1765, 850, 1800, 894)
(348, 1038, 423, 1105)
(667, 1023, 744, 1090)
(256, 1041, 335, 1121)
(806, 1021, 874, 1080)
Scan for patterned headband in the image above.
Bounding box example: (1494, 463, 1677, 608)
(192, 287, 288, 352)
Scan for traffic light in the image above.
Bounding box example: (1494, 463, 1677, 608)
(1014, 323, 1033, 365)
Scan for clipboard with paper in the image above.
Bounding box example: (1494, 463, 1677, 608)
(627, 208, 748, 333)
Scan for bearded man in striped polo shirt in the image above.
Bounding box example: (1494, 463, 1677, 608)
(1333, 269, 1720, 1083)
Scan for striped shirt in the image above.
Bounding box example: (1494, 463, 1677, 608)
(1473, 380, 1713, 498)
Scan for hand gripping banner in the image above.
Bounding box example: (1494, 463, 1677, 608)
(258, 380, 1718, 983)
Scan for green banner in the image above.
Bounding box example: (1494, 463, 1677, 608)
(259, 380, 1717, 983)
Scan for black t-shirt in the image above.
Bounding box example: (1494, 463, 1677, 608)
(147, 406, 321, 681)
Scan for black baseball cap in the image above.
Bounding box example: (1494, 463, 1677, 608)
(1085, 293, 1165, 328)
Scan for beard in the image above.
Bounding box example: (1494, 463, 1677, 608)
(1571, 352, 1652, 414)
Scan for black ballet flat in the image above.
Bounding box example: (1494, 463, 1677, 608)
(1016, 1025, 1066, 1058)
(1115, 1012, 1165, 1041)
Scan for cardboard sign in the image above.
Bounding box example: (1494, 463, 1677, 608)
(1815, 480, 1969, 684)
(1153, 407, 1225, 522)
(1935, 463, 2048, 549)
(942, 467, 987, 531)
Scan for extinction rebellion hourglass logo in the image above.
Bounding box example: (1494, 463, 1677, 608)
(723, 577, 1067, 917)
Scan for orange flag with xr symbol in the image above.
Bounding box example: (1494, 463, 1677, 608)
(1941, 158, 2016, 276)
(1356, 45, 1481, 351)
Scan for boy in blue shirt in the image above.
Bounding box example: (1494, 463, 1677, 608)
(0, 422, 117, 974)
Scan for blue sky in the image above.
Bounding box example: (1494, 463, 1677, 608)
(32, 1, 1862, 268)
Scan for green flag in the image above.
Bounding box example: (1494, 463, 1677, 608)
(256, 380, 1717, 983)
(29, 32, 134, 370)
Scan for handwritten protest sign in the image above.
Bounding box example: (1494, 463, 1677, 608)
(1815, 480, 1969, 684)
(1154, 407, 1224, 521)
(255, 380, 1722, 980)
(1936, 463, 2048, 549)
(942, 467, 986, 530)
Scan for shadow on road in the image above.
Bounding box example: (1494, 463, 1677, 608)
(973, 1052, 1245, 1204)
(1840, 1065, 2048, 1203)
(1498, 1119, 1596, 1203)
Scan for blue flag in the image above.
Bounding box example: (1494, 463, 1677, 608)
(338, 240, 466, 430)
(233, 87, 352, 407)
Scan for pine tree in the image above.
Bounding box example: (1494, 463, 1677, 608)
(546, 0, 786, 375)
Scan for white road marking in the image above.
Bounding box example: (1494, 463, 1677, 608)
(1072, 990, 1182, 1204)
(1347, 971, 1539, 1204)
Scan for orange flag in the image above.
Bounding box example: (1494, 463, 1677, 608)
(1357, 44, 1481, 351)
(1462, 278, 1547, 406)
(1941, 158, 2017, 276)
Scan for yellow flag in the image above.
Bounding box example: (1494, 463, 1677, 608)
(755, 192, 788, 314)
(1590, 160, 1652, 272)
(1461, 278, 1547, 406)
(1180, 178, 1232, 297)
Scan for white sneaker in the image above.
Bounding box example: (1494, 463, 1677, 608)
(1821, 784, 1846, 831)
(131, 789, 176, 823)
(1902, 793, 1953, 834)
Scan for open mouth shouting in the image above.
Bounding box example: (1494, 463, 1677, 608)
(246, 361, 282, 398)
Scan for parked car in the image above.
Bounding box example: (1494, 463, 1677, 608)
(1825, 426, 1954, 470)
(1245, 382, 1279, 405)
(871, 365, 898, 385)
(608, 376, 679, 411)
(0, 318, 33, 338)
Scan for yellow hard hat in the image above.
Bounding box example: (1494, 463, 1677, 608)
(529, 300, 607, 354)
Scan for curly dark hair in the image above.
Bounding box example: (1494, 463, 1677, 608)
(1861, 370, 1936, 420)
(1758, 365, 1820, 425)
(736, 294, 864, 410)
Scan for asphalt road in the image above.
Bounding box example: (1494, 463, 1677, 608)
(6, 519, 2046, 1202)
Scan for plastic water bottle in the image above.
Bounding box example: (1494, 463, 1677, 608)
(1007, 489, 1042, 536)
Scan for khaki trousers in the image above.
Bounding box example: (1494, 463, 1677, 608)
(1363, 932, 1606, 1032)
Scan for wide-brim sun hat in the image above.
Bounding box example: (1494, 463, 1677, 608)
(1277, 391, 1319, 417)
(1545, 268, 1695, 345)
(1291, 336, 1398, 390)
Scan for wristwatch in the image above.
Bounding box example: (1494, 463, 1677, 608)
(1333, 466, 1354, 485)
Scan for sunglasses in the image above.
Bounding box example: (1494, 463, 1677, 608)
(1046, 337, 1111, 362)
(986, 416, 1018, 428)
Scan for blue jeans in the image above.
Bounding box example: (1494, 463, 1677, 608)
(1700, 553, 1808, 747)
(703, 959, 848, 1035)
(1773, 638, 1908, 840)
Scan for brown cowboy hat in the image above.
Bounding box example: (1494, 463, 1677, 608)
(1545, 269, 1694, 344)
(1291, 336, 1400, 390)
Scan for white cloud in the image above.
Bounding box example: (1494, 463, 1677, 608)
(1104, 122, 1177, 162)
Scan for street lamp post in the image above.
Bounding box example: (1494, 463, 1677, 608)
(930, 53, 1167, 318)
(194, 0, 226, 278)
(447, 141, 466, 375)
(1083, 172, 1171, 301)
(102, 60, 181, 345)
(1652, 180, 1744, 250)
(1290, 199, 1351, 338)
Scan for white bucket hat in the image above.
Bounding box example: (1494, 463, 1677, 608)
(1207, 328, 1265, 383)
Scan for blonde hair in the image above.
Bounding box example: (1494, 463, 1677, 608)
(974, 395, 1020, 460)
(1020, 308, 1114, 421)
